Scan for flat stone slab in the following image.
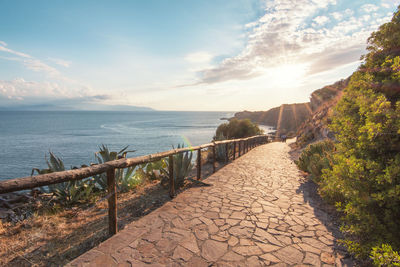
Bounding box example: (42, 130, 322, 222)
(67, 141, 353, 266)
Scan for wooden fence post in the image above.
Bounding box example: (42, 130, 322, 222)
(107, 168, 117, 236)
(225, 143, 229, 162)
(233, 141, 236, 160)
(197, 149, 201, 180)
(169, 155, 175, 198)
(212, 144, 216, 173)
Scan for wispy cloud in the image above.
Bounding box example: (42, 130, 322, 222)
(0, 78, 69, 100)
(191, 0, 395, 85)
(0, 41, 66, 79)
(362, 4, 379, 13)
(331, 12, 343, 20)
(0, 42, 101, 103)
(185, 52, 213, 63)
(0, 78, 112, 104)
(0, 41, 31, 58)
(48, 57, 71, 67)
(313, 16, 330, 25)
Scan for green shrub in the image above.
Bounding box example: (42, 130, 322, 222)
(371, 244, 400, 266)
(213, 133, 234, 162)
(214, 118, 262, 140)
(163, 144, 193, 189)
(93, 145, 139, 192)
(135, 160, 167, 181)
(295, 140, 335, 183)
(316, 6, 400, 260)
(33, 152, 95, 205)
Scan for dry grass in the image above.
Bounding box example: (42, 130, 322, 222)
(0, 162, 221, 267)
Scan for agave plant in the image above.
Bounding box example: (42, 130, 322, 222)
(213, 133, 233, 162)
(163, 144, 193, 189)
(135, 160, 167, 181)
(93, 145, 139, 192)
(32, 152, 95, 205)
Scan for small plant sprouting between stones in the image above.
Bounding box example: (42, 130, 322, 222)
(32, 152, 95, 205)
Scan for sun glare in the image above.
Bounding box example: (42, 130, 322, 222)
(265, 63, 309, 88)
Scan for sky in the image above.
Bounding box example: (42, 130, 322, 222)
(1, 0, 400, 111)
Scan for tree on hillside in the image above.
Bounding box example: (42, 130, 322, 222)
(214, 118, 262, 140)
(322, 6, 400, 259)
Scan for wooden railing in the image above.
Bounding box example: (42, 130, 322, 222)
(0, 134, 268, 236)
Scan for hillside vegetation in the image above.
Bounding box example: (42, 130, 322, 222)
(297, 6, 400, 265)
(214, 118, 263, 140)
(234, 103, 312, 135)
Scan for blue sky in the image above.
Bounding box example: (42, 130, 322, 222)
(0, 0, 399, 111)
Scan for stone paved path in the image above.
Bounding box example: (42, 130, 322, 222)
(68, 141, 353, 266)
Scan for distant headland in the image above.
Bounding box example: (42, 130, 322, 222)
(0, 103, 155, 112)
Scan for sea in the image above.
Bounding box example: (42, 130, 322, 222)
(0, 111, 272, 181)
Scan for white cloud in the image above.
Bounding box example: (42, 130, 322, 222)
(313, 15, 330, 25)
(0, 78, 112, 105)
(0, 41, 31, 58)
(191, 0, 392, 85)
(0, 78, 68, 100)
(48, 57, 71, 67)
(344, 9, 354, 16)
(0, 43, 110, 106)
(382, 3, 390, 8)
(0, 42, 76, 82)
(185, 51, 213, 63)
(23, 58, 61, 76)
(362, 4, 379, 13)
(331, 12, 343, 20)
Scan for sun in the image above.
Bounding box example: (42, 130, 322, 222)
(267, 63, 309, 88)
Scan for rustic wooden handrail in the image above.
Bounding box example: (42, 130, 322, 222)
(0, 134, 268, 236)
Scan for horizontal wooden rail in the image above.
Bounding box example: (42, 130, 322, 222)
(0, 135, 267, 194)
(0, 134, 268, 236)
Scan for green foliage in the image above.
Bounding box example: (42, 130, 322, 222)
(33, 152, 95, 205)
(135, 160, 167, 181)
(33, 144, 167, 205)
(93, 145, 139, 192)
(313, 6, 400, 260)
(213, 133, 233, 162)
(214, 118, 263, 140)
(163, 144, 193, 189)
(371, 244, 400, 266)
(295, 140, 335, 183)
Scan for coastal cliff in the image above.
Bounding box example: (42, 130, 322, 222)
(295, 78, 349, 147)
(233, 78, 349, 137)
(234, 103, 312, 135)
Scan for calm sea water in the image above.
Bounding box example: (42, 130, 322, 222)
(0, 111, 235, 180)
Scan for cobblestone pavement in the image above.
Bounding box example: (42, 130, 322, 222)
(68, 141, 353, 266)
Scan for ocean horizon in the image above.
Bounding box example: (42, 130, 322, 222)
(0, 110, 274, 181)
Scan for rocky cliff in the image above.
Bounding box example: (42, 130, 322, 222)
(295, 78, 349, 147)
(234, 103, 312, 135)
(233, 78, 349, 139)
